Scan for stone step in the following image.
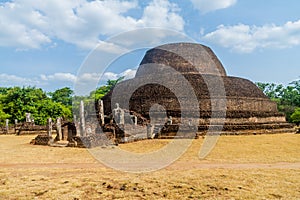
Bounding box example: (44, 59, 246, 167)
(50, 141, 69, 147)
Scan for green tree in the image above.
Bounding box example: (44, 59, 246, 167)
(256, 80, 300, 122)
(49, 87, 74, 106)
(291, 108, 300, 125)
(92, 77, 124, 101)
(2, 86, 46, 122)
(0, 92, 10, 125)
(1, 86, 72, 125)
(0, 87, 9, 95)
(0, 106, 10, 125)
(33, 99, 72, 125)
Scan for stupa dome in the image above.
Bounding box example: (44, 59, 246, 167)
(102, 42, 292, 134)
(136, 43, 227, 77)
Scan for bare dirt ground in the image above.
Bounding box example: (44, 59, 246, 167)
(0, 133, 299, 199)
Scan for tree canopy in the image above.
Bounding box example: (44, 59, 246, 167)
(256, 80, 300, 123)
(0, 79, 123, 126)
(48, 87, 73, 106)
(291, 108, 300, 125)
(0, 87, 72, 125)
(0, 78, 299, 126)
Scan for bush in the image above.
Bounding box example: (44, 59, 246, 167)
(291, 107, 300, 125)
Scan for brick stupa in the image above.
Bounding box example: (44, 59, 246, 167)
(102, 43, 293, 135)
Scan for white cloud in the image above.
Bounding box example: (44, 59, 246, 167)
(95, 41, 129, 54)
(40, 69, 136, 87)
(202, 20, 300, 53)
(101, 72, 118, 81)
(0, 69, 136, 95)
(190, 0, 237, 13)
(40, 73, 77, 82)
(100, 69, 137, 82)
(120, 69, 137, 80)
(0, 1, 51, 49)
(0, 0, 184, 50)
(137, 0, 184, 31)
(0, 73, 39, 86)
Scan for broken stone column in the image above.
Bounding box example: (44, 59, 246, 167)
(67, 127, 73, 141)
(112, 103, 124, 126)
(14, 119, 18, 134)
(73, 115, 79, 136)
(62, 125, 68, 140)
(47, 118, 52, 137)
(80, 100, 86, 137)
(133, 116, 137, 126)
(98, 100, 105, 126)
(147, 124, 153, 139)
(25, 113, 31, 123)
(5, 119, 9, 133)
(56, 117, 62, 141)
(167, 116, 173, 125)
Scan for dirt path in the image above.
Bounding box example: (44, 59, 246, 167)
(0, 162, 299, 170)
(167, 161, 300, 170)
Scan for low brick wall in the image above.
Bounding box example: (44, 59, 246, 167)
(69, 134, 113, 148)
(31, 135, 53, 145)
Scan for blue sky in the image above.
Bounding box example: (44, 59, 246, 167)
(0, 0, 300, 95)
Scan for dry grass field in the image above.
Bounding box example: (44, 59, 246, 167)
(0, 133, 299, 199)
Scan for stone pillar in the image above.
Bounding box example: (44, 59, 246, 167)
(80, 100, 86, 137)
(73, 115, 77, 123)
(67, 127, 73, 141)
(113, 103, 124, 126)
(167, 116, 173, 125)
(56, 117, 62, 141)
(147, 124, 153, 139)
(62, 125, 68, 140)
(188, 119, 192, 126)
(5, 119, 9, 134)
(98, 100, 105, 126)
(134, 116, 137, 126)
(25, 113, 31, 123)
(73, 115, 79, 136)
(47, 118, 52, 137)
(14, 119, 18, 134)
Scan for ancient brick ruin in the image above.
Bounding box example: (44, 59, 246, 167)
(102, 43, 294, 137)
(25, 42, 294, 147)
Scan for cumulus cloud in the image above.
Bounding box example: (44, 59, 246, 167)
(0, 73, 40, 86)
(190, 0, 237, 13)
(40, 69, 136, 85)
(120, 69, 137, 80)
(100, 69, 137, 82)
(0, 69, 137, 97)
(95, 41, 129, 54)
(0, 0, 184, 50)
(40, 73, 77, 82)
(0, 69, 136, 93)
(137, 0, 184, 31)
(202, 20, 300, 53)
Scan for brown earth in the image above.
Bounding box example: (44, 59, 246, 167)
(0, 133, 299, 199)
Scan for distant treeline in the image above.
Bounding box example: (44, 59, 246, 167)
(0, 86, 73, 125)
(0, 77, 123, 126)
(0, 78, 299, 125)
(256, 79, 300, 124)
